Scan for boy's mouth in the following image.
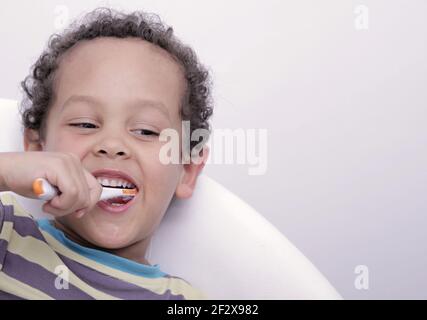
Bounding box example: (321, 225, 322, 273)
(97, 178, 138, 206)
(92, 169, 140, 207)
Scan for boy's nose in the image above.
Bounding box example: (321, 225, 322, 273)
(97, 149, 127, 157)
(94, 143, 131, 159)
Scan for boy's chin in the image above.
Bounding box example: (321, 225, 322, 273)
(68, 218, 141, 251)
(86, 234, 133, 250)
(83, 225, 139, 250)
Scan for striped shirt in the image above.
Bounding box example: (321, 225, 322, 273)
(0, 193, 206, 300)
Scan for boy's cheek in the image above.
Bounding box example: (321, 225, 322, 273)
(143, 166, 181, 213)
(45, 130, 86, 152)
(149, 163, 181, 192)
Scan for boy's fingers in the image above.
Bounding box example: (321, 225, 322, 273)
(43, 167, 101, 217)
(74, 162, 92, 208)
(42, 202, 86, 219)
(50, 155, 88, 212)
(49, 191, 80, 213)
(48, 172, 81, 212)
(84, 185, 102, 214)
(42, 202, 73, 217)
(84, 169, 103, 208)
(49, 181, 89, 214)
(66, 161, 90, 210)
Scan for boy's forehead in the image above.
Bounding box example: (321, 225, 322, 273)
(61, 37, 180, 66)
(53, 37, 186, 118)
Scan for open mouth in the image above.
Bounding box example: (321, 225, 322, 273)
(95, 176, 139, 208)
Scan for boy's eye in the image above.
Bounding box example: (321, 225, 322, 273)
(133, 129, 159, 137)
(69, 122, 97, 129)
(69, 123, 158, 137)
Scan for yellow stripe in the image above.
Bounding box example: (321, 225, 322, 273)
(0, 193, 34, 218)
(6, 229, 119, 300)
(0, 221, 13, 243)
(0, 272, 53, 300)
(40, 230, 207, 299)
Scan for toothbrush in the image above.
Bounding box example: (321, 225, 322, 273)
(32, 178, 137, 201)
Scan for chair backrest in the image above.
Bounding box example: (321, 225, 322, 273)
(0, 98, 341, 299)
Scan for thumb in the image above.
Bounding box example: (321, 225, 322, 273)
(83, 169, 103, 209)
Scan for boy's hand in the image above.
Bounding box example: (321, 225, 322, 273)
(0, 151, 102, 218)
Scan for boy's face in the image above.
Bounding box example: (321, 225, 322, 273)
(25, 37, 203, 250)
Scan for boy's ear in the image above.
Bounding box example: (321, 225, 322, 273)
(24, 128, 44, 151)
(175, 145, 210, 199)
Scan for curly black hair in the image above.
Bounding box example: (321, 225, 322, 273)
(20, 7, 213, 151)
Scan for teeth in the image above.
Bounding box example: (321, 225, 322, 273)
(96, 177, 136, 189)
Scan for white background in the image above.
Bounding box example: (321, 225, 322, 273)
(0, 0, 426, 299)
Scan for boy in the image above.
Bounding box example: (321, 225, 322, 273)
(0, 7, 212, 299)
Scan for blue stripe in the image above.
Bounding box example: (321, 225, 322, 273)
(36, 219, 166, 278)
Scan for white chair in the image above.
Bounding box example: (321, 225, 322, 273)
(0, 98, 341, 299)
